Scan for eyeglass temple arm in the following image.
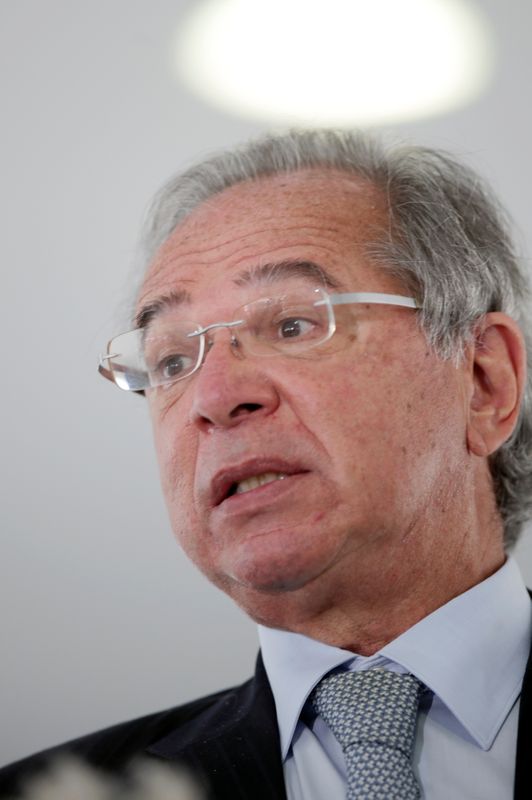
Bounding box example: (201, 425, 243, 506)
(98, 353, 125, 383)
(98, 356, 147, 398)
(98, 354, 114, 382)
(323, 292, 419, 308)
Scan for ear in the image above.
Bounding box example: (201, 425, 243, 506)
(466, 312, 527, 457)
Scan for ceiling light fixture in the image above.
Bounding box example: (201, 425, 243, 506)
(173, 0, 494, 126)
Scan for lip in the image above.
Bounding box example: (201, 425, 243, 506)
(208, 458, 309, 509)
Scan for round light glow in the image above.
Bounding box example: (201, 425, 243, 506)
(174, 0, 494, 125)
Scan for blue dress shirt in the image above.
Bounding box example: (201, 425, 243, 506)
(259, 557, 532, 799)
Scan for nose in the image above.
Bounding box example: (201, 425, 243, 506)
(189, 331, 280, 431)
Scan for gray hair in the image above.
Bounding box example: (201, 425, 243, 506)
(138, 129, 532, 549)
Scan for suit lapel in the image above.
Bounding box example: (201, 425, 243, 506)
(146, 654, 287, 800)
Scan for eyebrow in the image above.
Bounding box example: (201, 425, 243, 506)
(233, 259, 342, 290)
(135, 259, 342, 329)
(135, 288, 192, 329)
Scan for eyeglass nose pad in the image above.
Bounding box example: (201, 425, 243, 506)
(205, 328, 241, 354)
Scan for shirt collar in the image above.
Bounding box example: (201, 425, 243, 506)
(259, 556, 532, 759)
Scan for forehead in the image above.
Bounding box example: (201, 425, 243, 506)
(137, 168, 390, 318)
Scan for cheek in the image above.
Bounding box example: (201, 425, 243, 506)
(300, 350, 467, 495)
(150, 408, 198, 526)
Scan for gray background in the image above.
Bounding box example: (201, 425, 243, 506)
(1, 0, 532, 766)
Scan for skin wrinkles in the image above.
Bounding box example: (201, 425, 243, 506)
(140, 170, 376, 306)
(141, 168, 520, 655)
(152, 221, 346, 270)
(141, 230, 348, 310)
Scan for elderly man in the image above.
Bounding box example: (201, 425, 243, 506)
(1, 130, 532, 799)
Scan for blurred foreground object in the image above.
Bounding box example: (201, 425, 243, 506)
(8, 757, 202, 800)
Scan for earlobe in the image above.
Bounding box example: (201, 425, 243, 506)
(466, 312, 526, 457)
(466, 426, 491, 458)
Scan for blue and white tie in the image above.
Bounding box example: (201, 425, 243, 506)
(311, 668, 422, 799)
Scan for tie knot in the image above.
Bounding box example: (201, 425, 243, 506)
(310, 669, 422, 755)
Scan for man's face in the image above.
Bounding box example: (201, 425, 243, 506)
(138, 170, 472, 623)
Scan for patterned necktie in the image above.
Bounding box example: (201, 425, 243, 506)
(310, 668, 422, 800)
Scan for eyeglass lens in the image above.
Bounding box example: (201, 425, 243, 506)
(106, 285, 333, 391)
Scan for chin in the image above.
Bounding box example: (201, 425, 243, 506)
(222, 547, 329, 595)
(205, 545, 341, 629)
(223, 567, 326, 630)
(191, 521, 346, 602)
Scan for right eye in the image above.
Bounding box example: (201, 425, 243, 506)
(277, 316, 315, 339)
(155, 353, 194, 381)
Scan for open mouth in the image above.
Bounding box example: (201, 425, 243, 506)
(211, 464, 309, 507)
(225, 471, 288, 498)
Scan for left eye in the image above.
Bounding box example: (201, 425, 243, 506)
(278, 317, 314, 339)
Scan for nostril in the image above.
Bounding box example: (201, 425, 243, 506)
(229, 402, 263, 419)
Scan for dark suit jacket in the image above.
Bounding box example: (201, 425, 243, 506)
(2, 643, 532, 800)
(0, 654, 286, 800)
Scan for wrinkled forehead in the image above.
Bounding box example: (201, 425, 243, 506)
(136, 169, 388, 322)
